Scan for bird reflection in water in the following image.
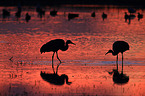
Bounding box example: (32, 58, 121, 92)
(40, 63, 72, 85)
(108, 69, 129, 84)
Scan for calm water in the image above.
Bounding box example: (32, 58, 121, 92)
(0, 5, 145, 96)
(1, 5, 145, 65)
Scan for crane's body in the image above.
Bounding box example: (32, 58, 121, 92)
(40, 39, 75, 73)
(112, 41, 129, 55)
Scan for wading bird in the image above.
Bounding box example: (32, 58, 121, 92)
(91, 12, 95, 17)
(137, 12, 143, 21)
(25, 13, 31, 22)
(2, 9, 10, 20)
(50, 10, 57, 17)
(105, 41, 129, 73)
(68, 13, 79, 21)
(102, 12, 107, 21)
(40, 39, 75, 73)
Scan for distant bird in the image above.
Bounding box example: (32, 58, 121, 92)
(68, 13, 79, 21)
(128, 8, 136, 14)
(9, 56, 13, 61)
(2, 9, 10, 19)
(39, 9, 45, 18)
(109, 69, 129, 84)
(105, 41, 129, 73)
(137, 12, 143, 21)
(124, 12, 129, 22)
(91, 12, 95, 17)
(50, 10, 57, 17)
(124, 12, 135, 24)
(102, 12, 107, 21)
(15, 3, 22, 20)
(36, 7, 45, 18)
(40, 39, 75, 73)
(15, 10, 21, 20)
(25, 13, 31, 22)
(40, 71, 72, 85)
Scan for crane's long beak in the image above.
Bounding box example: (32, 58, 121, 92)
(71, 42, 76, 45)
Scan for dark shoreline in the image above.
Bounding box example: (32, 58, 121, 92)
(1, 0, 145, 7)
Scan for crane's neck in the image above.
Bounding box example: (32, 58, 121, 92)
(61, 43, 69, 51)
(106, 50, 117, 56)
(112, 51, 117, 56)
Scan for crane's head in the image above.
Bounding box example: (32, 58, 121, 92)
(66, 40, 76, 45)
(40, 44, 46, 54)
(61, 74, 72, 85)
(105, 50, 113, 55)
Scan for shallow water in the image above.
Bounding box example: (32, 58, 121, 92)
(0, 5, 145, 95)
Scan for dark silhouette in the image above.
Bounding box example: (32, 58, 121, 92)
(1, 0, 145, 6)
(2, 9, 10, 20)
(40, 39, 75, 73)
(102, 12, 107, 21)
(91, 12, 95, 17)
(68, 13, 79, 21)
(124, 12, 136, 24)
(25, 13, 31, 22)
(40, 71, 72, 85)
(128, 8, 136, 14)
(36, 6, 45, 19)
(108, 69, 129, 84)
(124, 12, 129, 22)
(15, 10, 21, 21)
(40, 62, 71, 85)
(105, 41, 129, 73)
(50, 10, 57, 17)
(9, 56, 13, 61)
(137, 12, 143, 21)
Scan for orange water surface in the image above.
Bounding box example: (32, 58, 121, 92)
(0, 5, 145, 95)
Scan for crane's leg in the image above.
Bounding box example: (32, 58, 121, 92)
(56, 51, 62, 63)
(122, 53, 123, 74)
(56, 63, 61, 74)
(52, 52, 55, 73)
(116, 55, 118, 71)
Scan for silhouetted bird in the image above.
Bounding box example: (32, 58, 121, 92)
(91, 12, 95, 17)
(127, 14, 136, 24)
(15, 3, 22, 21)
(15, 10, 21, 20)
(25, 13, 31, 22)
(102, 12, 107, 21)
(2, 9, 10, 19)
(68, 13, 79, 21)
(137, 12, 143, 21)
(124, 12, 129, 22)
(109, 69, 129, 84)
(40, 71, 72, 85)
(40, 39, 75, 73)
(36, 8, 45, 18)
(105, 41, 129, 73)
(50, 10, 57, 17)
(128, 8, 136, 14)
